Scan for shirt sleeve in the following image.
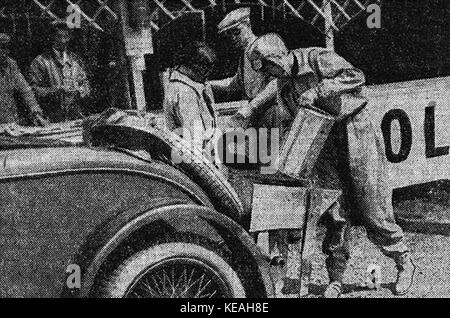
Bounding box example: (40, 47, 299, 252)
(164, 84, 202, 132)
(165, 84, 206, 148)
(314, 49, 366, 99)
(177, 90, 205, 143)
(209, 56, 244, 99)
(163, 84, 179, 131)
(209, 74, 242, 98)
(74, 58, 91, 98)
(248, 78, 278, 114)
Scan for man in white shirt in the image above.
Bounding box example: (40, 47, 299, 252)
(164, 42, 218, 160)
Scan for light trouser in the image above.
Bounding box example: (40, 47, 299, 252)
(312, 108, 408, 282)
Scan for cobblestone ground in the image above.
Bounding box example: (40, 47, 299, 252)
(306, 227, 450, 298)
(230, 167, 450, 298)
(306, 191, 450, 298)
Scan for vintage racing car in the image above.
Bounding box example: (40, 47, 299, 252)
(0, 112, 274, 298)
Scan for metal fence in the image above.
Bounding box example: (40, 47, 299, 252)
(31, 0, 375, 35)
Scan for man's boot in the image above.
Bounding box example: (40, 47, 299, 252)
(323, 281, 342, 298)
(394, 252, 416, 295)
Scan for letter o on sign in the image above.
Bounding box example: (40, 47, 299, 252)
(381, 109, 412, 163)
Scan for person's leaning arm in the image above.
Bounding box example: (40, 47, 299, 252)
(238, 78, 278, 118)
(164, 82, 204, 143)
(209, 73, 242, 101)
(12, 61, 48, 126)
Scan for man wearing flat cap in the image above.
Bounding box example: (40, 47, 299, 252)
(29, 21, 91, 123)
(246, 33, 416, 298)
(209, 7, 278, 128)
(0, 33, 48, 126)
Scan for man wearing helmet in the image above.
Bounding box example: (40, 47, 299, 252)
(243, 33, 416, 298)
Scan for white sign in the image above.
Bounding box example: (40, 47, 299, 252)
(366, 76, 450, 188)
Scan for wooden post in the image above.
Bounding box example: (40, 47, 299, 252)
(117, 0, 153, 111)
(324, 0, 335, 50)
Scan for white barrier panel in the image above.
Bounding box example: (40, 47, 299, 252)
(365, 76, 450, 188)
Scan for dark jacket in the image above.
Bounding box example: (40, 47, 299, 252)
(0, 57, 43, 124)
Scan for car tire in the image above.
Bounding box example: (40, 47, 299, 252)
(96, 239, 246, 298)
(89, 113, 244, 223)
(149, 124, 245, 222)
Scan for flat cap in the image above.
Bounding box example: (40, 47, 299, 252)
(247, 33, 288, 71)
(218, 7, 251, 33)
(0, 33, 11, 46)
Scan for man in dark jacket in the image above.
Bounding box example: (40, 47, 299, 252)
(0, 33, 48, 126)
(29, 21, 91, 123)
(242, 33, 416, 298)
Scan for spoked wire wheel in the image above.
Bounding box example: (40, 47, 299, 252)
(126, 258, 232, 298)
(97, 242, 246, 298)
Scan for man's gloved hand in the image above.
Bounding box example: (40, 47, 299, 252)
(32, 112, 50, 127)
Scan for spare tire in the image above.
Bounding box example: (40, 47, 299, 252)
(88, 110, 244, 223)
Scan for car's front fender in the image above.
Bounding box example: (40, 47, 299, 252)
(72, 203, 273, 298)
